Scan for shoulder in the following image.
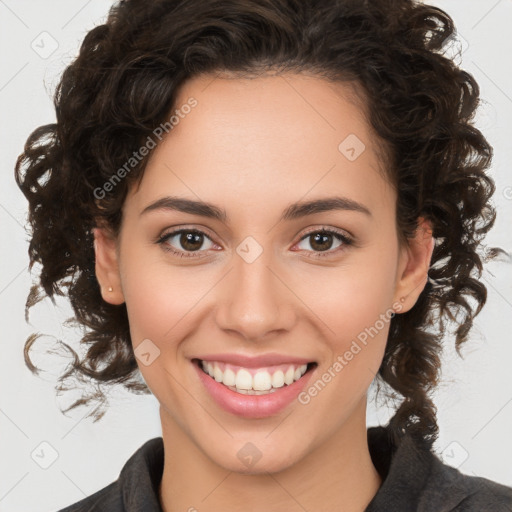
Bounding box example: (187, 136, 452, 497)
(366, 425, 512, 511)
(55, 437, 164, 512)
(55, 480, 122, 512)
(424, 454, 512, 511)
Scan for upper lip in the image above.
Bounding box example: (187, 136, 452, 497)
(194, 353, 315, 368)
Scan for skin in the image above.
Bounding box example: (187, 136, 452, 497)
(94, 73, 434, 512)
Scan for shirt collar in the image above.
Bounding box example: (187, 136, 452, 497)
(117, 425, 434, 511)
(364, 425, 433, 510)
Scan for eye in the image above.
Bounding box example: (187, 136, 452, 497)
(156, 228, 218, 258)
(293, 227, 353, 258)
(156, 226, 354, 259)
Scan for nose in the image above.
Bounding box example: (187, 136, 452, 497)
(215, 245, 297, 342)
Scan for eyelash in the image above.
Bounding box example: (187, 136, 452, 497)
(155, 226, 354, 260)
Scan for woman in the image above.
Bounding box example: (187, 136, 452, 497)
(15, 0, 512, 510)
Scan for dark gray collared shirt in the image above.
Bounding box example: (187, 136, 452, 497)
(57, 425, 512, 511)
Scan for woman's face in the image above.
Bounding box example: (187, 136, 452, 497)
(95, 72, 431, 473)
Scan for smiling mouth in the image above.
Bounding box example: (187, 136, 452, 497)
(193, 358, 317, 395)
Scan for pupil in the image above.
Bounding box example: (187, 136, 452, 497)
(182, 232, 202, 251)
(311, 233, 332, 251)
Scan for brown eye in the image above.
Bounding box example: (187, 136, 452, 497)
(157, 229, 215, 258)
(178, 231, 204, 251)
(307, 232, 336, 251)
(294, 228, 353, 259)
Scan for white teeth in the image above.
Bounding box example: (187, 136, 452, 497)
(222, 368, 236, 387)
(213, 365, 223, 382)
(235, 368, 253, 390)
(200, 360, 309, 394)
(284, 366, 295, 385)
(272, 370, 285, 388)
(230, 387, 278, 395)
(253, 371, 272, 391)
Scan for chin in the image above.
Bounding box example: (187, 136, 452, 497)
(206, 438, 307, 476)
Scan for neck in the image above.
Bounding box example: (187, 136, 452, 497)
(158, 399, 382, 512)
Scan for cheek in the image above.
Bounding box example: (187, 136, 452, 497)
(119, 259, 196, 408)
(118, 235, 207, 342)
(296, 245, 398, 387)
(122, 271, 198, 349)
(298, 271, 396, 419)
(301, 249, 398, 337)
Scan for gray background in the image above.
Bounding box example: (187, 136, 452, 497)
(0, 1, 511, 510)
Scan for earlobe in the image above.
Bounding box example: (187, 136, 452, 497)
(393, 217, 434, 313)
(93, 226, 125, 305)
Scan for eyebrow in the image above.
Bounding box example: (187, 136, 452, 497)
(140, 195, 372, 222)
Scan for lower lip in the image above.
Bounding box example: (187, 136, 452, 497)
(193, 360, 316, 419)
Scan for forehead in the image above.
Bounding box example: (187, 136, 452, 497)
(171, 72, 377, 163)
(127, 73, 393, 221)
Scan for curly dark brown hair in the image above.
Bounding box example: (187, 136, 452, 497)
(15, 0, 503, 451)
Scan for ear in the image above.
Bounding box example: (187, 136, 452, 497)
(392, 217, 434, 313)
(93, 226, 125, 305)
